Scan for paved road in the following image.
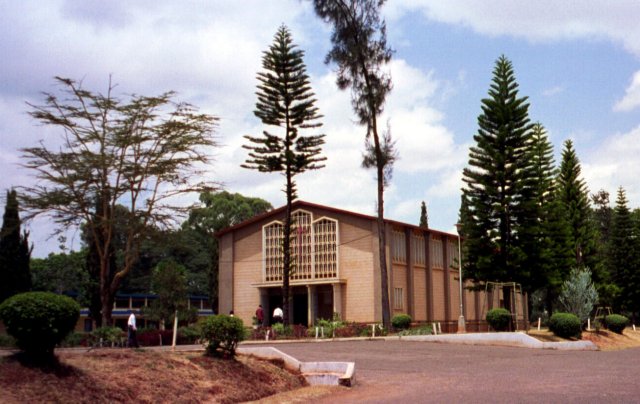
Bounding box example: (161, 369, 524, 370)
(246, 340, 640, 403)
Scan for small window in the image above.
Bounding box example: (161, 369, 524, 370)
(394, 287, 404, 310)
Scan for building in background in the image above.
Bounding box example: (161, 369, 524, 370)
(217, 200, 527, 332)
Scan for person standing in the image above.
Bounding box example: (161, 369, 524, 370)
(127, 310, 139, 348)
(273, 306, 283, 324)
(255, 304, 264, 325)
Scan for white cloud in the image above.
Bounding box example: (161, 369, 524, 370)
(582, 125, 640, 206)
(614, 70, 640, 112)
(389, 1, 640, 57)
(542, 86, 565, 97)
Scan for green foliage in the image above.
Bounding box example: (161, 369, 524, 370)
(398, 324, 433, 336)
(31, 250, 88, 296)
(200, 315, 245, 358)
(91, 326, 126, 346)
(0, 190, 32, 303)
(143, 260, 189, 326)
(549, 312, 582, 339)
(0, 334, 16, 347)
(21, 77, 219, 325)
(185, 191, 272, 306)
(59, 331, 87, 347)
(558, 267, 598, 324)
(243, 25, 325, 325)
(0, 292, 80, 356)
(419, 201, 428, 228)
(312, 0, 394, 330)
(609, 188, 640, 314)
(557, 140, 597, 269)
(486, 308, 511, 331)
(605, 314, 629, 334)
(461, 56, 535, 291)
(391, 314, 412, 330)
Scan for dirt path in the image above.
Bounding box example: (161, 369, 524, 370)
(251, 340, 640, 403)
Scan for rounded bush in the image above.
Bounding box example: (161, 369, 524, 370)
(392, 314, 412, 330)
(486, 308, 511, 331)
(549, 312, 581, 339)
(605, 314, 629, 334)
(200, 314, 245, 357)
(0, 291, 80, 356)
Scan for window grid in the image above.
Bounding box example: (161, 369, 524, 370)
(448, 240, 460, 270)
(391, 229, 406, 263)
(430, 236, 443, 268)
(291, 211, 313, 280)
(394, 287, 404, 310)
(264, 222, 284, 282)
(412, 233, 425, 266)
(263, 210, 339, 282)
(314, 219, 338, 279)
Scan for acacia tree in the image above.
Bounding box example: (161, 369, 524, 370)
(242, 26, 325, 325)
(0, 190, 32, 302)
(20, 77, 219, 325)
(312, 0, 395, 329)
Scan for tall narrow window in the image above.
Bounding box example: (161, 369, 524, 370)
(392, 229, 406, 263)
(430, 236, 443, 268)
(394, 287, 404, 310)
(313, 218, 338, 278)
(291, 210, 313, 280)
(412, 233, 425, 266)
(264, 222, 284, 281)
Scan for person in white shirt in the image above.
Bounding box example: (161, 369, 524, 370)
(127, 311, 139, 348)
(273, 307, 283, 324)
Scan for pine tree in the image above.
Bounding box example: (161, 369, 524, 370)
(525, 124, 572, 313)
(556, 140, 596, 268)
(590, 189, 617, 306)
(461, 56, 534, 293)
(609, 187, 640, 314)
(243, 25, 325, 325)
(312, 0, 394, 329)
(419, 201, 428, 228)
(0, 190, 32, 302)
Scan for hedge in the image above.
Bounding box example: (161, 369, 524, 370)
(549, 312, 581, 339)
(605, 314, 629, 334)
(486, 308, 511, 331)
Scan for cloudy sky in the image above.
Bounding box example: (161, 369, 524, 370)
(2, 1, 640, 257)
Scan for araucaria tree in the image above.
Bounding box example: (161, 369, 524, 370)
(242, 26, 325, 325)
(556, 139, 596, 268)
(312, 0, 395, 329)
(21, 77, 219, 325)
(461, 56, 534, 303)
(0, 190, 32, 302)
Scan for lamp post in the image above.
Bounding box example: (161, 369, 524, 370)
(455, 223, 466, 333)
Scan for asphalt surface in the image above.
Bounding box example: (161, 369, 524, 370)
(245, 339, 640, 403)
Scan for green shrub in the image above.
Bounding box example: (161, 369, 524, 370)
(605, 314, 629, 334)
(398, 324, 433, 336)
(549, 312, 582, 339)
(392, 314, 412, 330)
(59, 331, 87, 347)
(178, 325, 201, 344)
(200, 315, 245, 358)
(0, 292, 80, 356)
(486, 308, 511, 331)
(0, 334, 17, 348)
(91, 326, 126, 347)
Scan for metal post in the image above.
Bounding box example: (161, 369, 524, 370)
(455, 224, 466, 333)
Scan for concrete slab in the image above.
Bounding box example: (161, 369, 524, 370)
(394, 332, 598, 350)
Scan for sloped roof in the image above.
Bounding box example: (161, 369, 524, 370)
(215, 200, 457, 239)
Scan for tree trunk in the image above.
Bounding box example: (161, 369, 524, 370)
(282, 171, 294, 326)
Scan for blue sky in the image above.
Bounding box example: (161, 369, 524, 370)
(1, 1, 639, 257)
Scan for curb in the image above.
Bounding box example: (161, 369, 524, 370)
(237, 346, 356, 387)
(393, 332, 598, 350)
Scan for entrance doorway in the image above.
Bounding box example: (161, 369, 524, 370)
(317, 284, 334, 321)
